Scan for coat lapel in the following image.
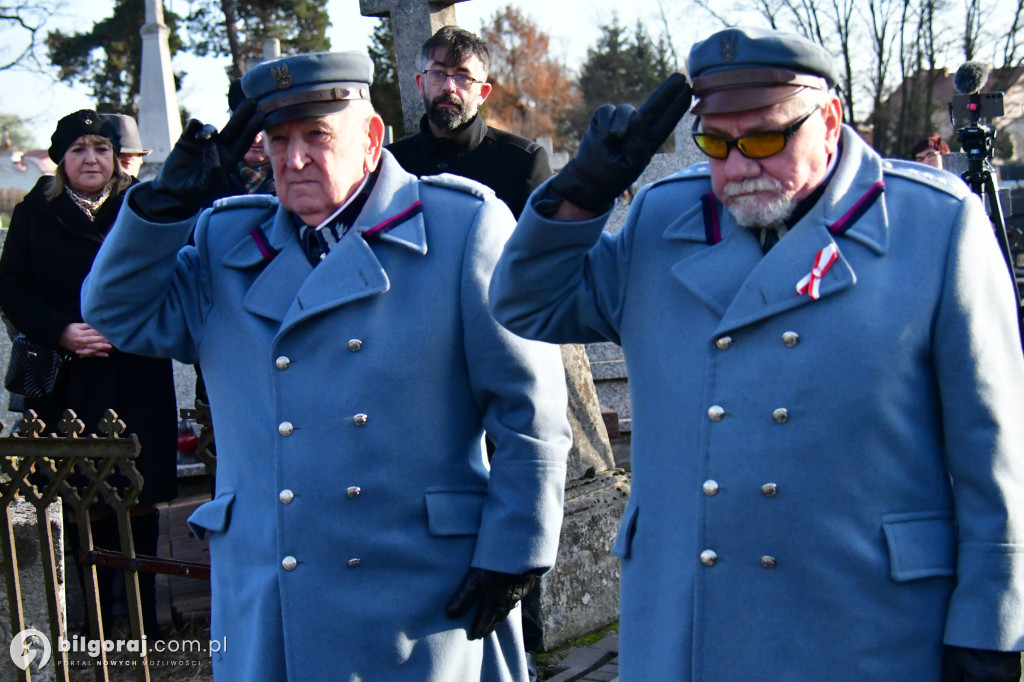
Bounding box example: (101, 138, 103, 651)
(258, 153, 428, 336)
(666, 127, 890, 334)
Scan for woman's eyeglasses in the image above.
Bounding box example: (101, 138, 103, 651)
(692, 109, 819, 160)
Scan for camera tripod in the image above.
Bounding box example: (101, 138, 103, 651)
(957, 123, 1024, 351)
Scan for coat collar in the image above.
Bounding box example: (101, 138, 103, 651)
(416, 112, 488, 158)
(664, 126, 888, 331)
(223, 152, 427, 331)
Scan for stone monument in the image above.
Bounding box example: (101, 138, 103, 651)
(138, 0, 182, 163)
(359, 0, 469, 134)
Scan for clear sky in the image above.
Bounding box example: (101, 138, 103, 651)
(0, 0, 708, 148)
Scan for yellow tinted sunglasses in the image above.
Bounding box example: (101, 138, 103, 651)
(692, 109, 818, 160)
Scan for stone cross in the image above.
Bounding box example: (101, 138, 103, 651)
(138, 0, 182, 163)
(359, 0, 471, 133)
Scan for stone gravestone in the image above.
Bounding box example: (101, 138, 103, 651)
(358, 0, 628, 650)
(359, 0, 469, 134)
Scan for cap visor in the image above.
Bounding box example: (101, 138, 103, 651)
(262, 100, 352, 127)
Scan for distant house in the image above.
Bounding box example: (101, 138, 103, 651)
(876, 65, 1024, 161)
(0, 150, 55, 193)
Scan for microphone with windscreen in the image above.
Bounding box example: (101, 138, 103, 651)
(951, 61, 1003, 124)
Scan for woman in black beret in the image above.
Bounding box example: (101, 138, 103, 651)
(0, 109, 178, 640)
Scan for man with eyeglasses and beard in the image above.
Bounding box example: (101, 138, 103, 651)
(387, 26, 551, 220)
(489, 26, 1024, 682)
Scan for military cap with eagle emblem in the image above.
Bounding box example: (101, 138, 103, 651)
(687, 26, 839, 114)
(241, 51, 374, 127)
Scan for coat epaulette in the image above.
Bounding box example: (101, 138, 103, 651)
(647, 162, 712, 190)
(421, 173, 495, 201)
(211, 194, 280, 213)
(881, 159, 970, 200)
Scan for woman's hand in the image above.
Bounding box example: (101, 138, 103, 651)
(59, 323, 113, 358)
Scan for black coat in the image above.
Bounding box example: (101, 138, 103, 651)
(0, 177, 177, 505)
(387, 114, 551, 219)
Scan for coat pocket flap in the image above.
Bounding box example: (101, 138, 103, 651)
(612, 503, 639, 560)
(187, 493, 236, 540)
(424, 488, 486, 536)
(882, 511, 956, 581)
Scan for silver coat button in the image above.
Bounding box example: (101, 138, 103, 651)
(761, 555, 777, 569)
(275, 356, 291, 369)
(352, 413, 368, 426)
(347, 558, 361, 568)
(279, 489, 294, 504)
(348, 339, 363, 352)
(782, 331, 800, 347)
(278, 421, 294, 436)
(761, 483, 778, 497)
(700, 549, 718, 567)
(346, 486, 361, 498)
(715, 335, 733, 350)
(772, 408, 789, 423)
(703, 480, 719, 496)
(282, 556, 297, 571)
(708, 405, 725, 422)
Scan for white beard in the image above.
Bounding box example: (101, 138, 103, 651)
(721, 177, 797, 229)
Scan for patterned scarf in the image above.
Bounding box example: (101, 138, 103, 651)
(238, 162, 271, 194)
(65, 182, 114, 222)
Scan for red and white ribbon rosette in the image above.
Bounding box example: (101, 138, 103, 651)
(796, 243, 839, 300)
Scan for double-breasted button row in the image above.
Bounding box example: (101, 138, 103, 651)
(706, 406, 790, 423)
(698, 551, 778, 569)
(704, 477, 774, 493)
(713, 331, 801, 350)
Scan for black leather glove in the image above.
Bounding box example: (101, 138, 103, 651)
(446, 567, 537, 640)
(130, 98, 265, 223)
(941, 645, 1022, 682)
(550, 73, 692, 213)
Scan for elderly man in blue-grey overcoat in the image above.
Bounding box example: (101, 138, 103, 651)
(81, 51, 571, 681)
(490, 26, 1024, 682)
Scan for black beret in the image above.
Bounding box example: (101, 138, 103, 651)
(49, 109, 121, 163)
(688, 27, 839, 115)
(242, 51, 373, 127)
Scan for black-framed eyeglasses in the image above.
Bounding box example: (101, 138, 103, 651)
(691, 109, 819, 160)
(421, 69, 485, 89)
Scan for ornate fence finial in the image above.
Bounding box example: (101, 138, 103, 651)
(97, 409, 126, 438)
(14, 409, 46, 438)
(58, 409, 85, 438)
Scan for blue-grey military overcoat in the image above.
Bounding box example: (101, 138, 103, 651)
(82, 151, 571, 681)
(490, 127, 1024, 681)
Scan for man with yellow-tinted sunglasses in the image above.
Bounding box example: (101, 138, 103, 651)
(490, 25, 1024, 682)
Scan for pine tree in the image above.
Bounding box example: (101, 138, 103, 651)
(46, 0, 185, 116)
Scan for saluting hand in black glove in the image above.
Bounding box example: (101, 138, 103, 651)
(130, 98, 265, 223)
(446, 568, 537, 640)
(550, 73, 692, 214)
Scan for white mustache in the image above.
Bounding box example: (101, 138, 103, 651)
(723, 177, 784, 197)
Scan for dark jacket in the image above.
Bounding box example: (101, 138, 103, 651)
(387, 114, 551, 219)
(0, 176, 177, 505)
